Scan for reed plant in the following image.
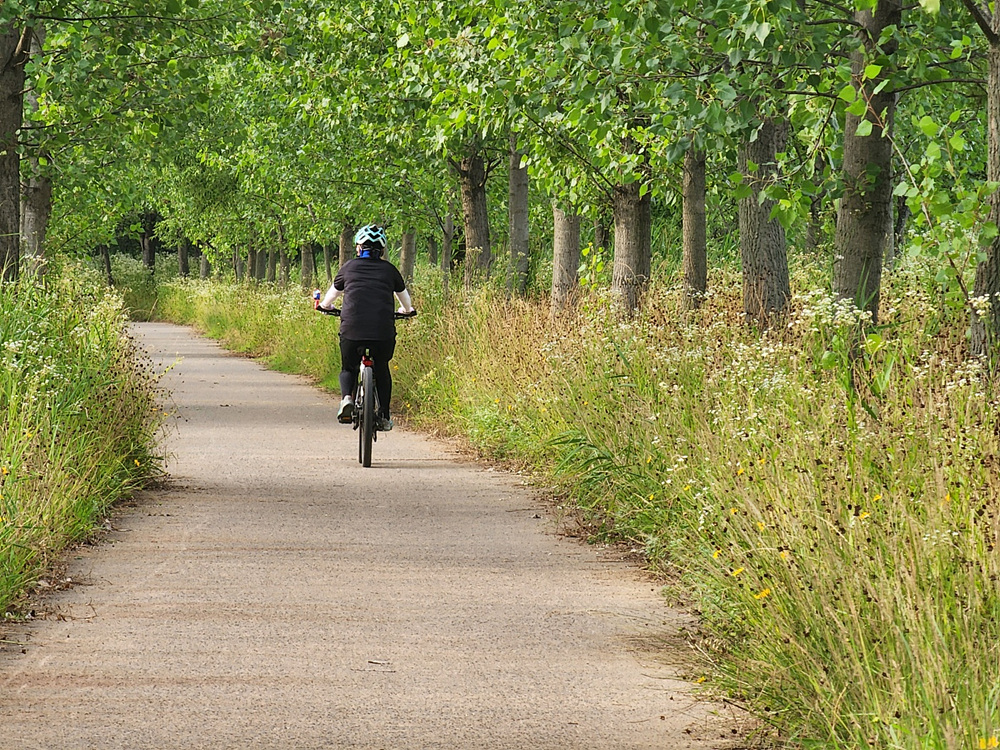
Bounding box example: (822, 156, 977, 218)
(0, 263, 163, 614)
(149, 256, 1000, 750)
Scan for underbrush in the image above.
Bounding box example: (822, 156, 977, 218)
(150, 258, 1000, 750)
(0, 264, 163, 614)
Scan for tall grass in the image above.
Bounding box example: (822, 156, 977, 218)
(150, 257, 1000, 750)
(0, 263, 162, 614)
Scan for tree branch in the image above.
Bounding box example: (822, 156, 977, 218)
(890, 76, 986, 95)
(960, 0, 1000, 47)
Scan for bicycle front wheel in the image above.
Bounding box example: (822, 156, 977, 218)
(360, 365, 375, 467)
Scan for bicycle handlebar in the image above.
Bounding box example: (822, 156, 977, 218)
(317, 306, 417, 320)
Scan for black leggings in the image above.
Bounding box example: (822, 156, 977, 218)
(339, 336, 396, 419)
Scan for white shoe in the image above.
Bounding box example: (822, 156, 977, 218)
(337, 396, 354, 423)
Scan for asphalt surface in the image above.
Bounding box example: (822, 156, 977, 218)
(0, 322, 739, 749)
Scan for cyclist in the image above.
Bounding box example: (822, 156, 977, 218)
(316, 224, 415, 431)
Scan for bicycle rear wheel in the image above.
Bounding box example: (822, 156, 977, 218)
(360, 365, 375, 467)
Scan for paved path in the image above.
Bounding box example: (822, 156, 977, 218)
(0, 322, 737, 749)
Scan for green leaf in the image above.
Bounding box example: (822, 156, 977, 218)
(949, 133, 966, 152)
(838, 84, 857, 103)
(918, 115, 938, 138)
(847, 99, 867, 117)
(863, 64, 882, 80)
(397, 33, 410, 48)
(918, 0, 941, 13)
(855, 119, 873, 137)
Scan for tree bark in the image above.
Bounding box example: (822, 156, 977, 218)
(247, 247, 258, 283)
(141, 233, 155, 275)
(455, 145, 492, 287)
(299, 244, 315, 289)
(279, 247, 289, 286)
(100, 245, 114, 286)
(551, 206, 582, 315)
(0, 24, 28, 281)
(399, 230, 416, 285)
(200, 251, 211, 279)
(611, 181, 652, 315)
(178, 238, 190, 277)
(972, 40, 1000, 358)
(739, 119, 791, 326)
(833, 0, 902, 324)
(508, 135, 530, 295)
(234, 249, 244, 282)
(427, 235, 438, 267)
(255, 244, 267, 280)
(442, 209, 454, 298)
(594, 219, 609, 255)
(323, 242, 333, 283)
(20, 25, 48, 277)
(682, 147, 708, 311)
(339, 222, 354, 267)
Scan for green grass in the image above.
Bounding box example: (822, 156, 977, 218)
(149, 256, 1000, 750)
(0, 262, 163, 614)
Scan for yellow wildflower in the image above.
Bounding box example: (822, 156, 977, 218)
(134, 459, 141, 467)
(779, 550, 790, 561)
(737, 467, 745, 476)
(754, 588, 771, 600)
(1, 466, 8, 476)
(713, 549, 721, 559)
(873, 493, 883, 502)
(757, 521, 765, 532)
(731, 567, 744, 577)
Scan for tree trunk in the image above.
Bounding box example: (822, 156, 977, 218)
(100, 245, 114, 286)
(456, 145, 492, 287)
(339, 222, 354, 267)
(442, 209, 455, 298)
(300, 244, 314, 289)
(141, 233, 156, 275)
(508, 135, 530, 295)
(739, 118, 791, 325)
(594, 219, 610, 255)
(682, 147, 708, 311)
(20, 25, 48, 277)
(247, 247, 258, 283)
(234, 249, 244, 281)
(427, 235, 438, 267)
(611, 181, 652, 315)
(279, 247, 289, 286)
(323, 242, 332, 283)
(0, 24, 27, 281)
(972, 40, 1000, 358)
(266, 247, 277, 283)
(178, 238, 190, 277)
(551, 206, 582, 315)
(833, 0, 901, 324)
(200, 252, 211, 279)
(255, 244, 267, 280)
(399, 231, 416, 284)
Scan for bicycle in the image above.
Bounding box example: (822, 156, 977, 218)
(317, 305, 416, 467)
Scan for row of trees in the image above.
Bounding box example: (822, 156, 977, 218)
(3, 1, 1000, 355)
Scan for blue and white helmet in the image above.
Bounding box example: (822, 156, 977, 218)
(354, 224, 387, 251)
